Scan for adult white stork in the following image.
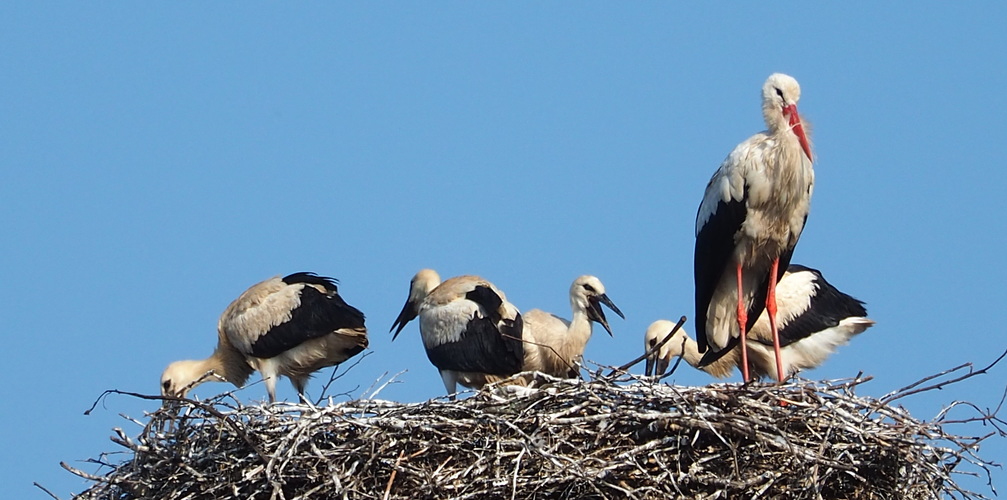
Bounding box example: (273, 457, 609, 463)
(390, 269, 524, 397)
(694, 73, 815, 383)
(161, 272, 368, 402)
(515, 275, 625, 380)
(648, 265, 874, 379)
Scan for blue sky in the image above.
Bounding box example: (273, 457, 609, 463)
(3, 4, 1005, 498)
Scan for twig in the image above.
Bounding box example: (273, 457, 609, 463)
(66, 371, 1002, 500)
(84, 389, 270, 463)
(664, 345, 687, 378)
(315, 350, 372, 405)
(501, 332, 580, 378)
(32, 482, 62, 500)
(606, 316, 687, 377)
(367, 370, 407, 400)
(881, 349, 1007, 405)
(60, 462, 111, 482)
(384, 450, 406, 500)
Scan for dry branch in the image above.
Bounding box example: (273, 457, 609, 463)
(65, 368, 1003, 500)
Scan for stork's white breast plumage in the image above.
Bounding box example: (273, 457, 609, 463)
(390, 269, 524, 397)
(694, 73, 815, 383)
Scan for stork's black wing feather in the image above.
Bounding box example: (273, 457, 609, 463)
(694, 193, 748, 354)
(751, 265, 869, 348)
(424, 285, 524, 375)
(464, 285, 505, 324)
(425, 313, 524, 375)
(282, 272, 339, 290)
(249, 283, 367, 359)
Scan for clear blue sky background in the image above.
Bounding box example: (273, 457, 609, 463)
(3, 4, 1005, 498)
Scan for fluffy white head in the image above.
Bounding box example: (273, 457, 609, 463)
(643, 320, 693, 376)
(761, 73, 803, 131)
(570, 275, 606, 310)
(569, 275, 624, 336)
(410, 269, 441, 302)
(644, 320, 689, 359)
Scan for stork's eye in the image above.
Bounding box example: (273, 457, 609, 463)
(583, 284, 597, 293)
(162, 380, 172, 391)
(775, 87, 784, 100)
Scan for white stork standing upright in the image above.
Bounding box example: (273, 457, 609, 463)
(390, 269, 524, 397)
(513, 275, 625, 380)
(694, 73, 815, 383)
(161, 272, 369, 402)
(648, 265, 874, 379)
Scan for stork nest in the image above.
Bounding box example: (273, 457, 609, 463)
(58, 357, 1007, 500)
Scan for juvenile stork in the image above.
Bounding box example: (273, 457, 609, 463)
(695, 73, 815, 382)
(648, 265, 873, 379)
(390, 269, 524, 397)
(161, 272, 368, 402)
(515, 275, 625, 380)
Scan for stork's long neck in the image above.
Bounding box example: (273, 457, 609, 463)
(208, 342, 254, 387)
(679, 336, 736, 379)
(676, 336, 705, 369)
(563, 305, 594, 362)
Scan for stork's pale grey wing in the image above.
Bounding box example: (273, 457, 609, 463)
(425, 313, 524, 375)
(249, 284, 367, 359)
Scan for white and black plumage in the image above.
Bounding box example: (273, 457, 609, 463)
(161, 272, 368, 402)
(390, 269, 524, 397)
(516, 275, 625, 380)
(649, 265, 873, 379)
(694, 73, 815, 382)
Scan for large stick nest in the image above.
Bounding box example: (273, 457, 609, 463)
(64, 366, 1004, 500)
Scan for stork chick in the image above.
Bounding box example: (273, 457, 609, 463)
(161, 272, 368, 402)
(390, 269, 524, 397)
(516, 275, 625, 380)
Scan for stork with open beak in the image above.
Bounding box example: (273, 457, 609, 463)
(514, 275, 625, 380)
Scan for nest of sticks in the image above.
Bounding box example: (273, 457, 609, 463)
(61, 354, 1006, 500)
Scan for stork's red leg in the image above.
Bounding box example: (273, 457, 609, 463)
(767, 257, 785, 382)
(736, 263, 750, 382)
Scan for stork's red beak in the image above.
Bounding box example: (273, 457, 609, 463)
(783, 104, 813, 162)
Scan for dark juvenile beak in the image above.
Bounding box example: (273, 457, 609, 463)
(587, 293, 624, 336)
(644, 340, 670, 377)
(389, 299, 418, 341)
(656, 357, 669, 377)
